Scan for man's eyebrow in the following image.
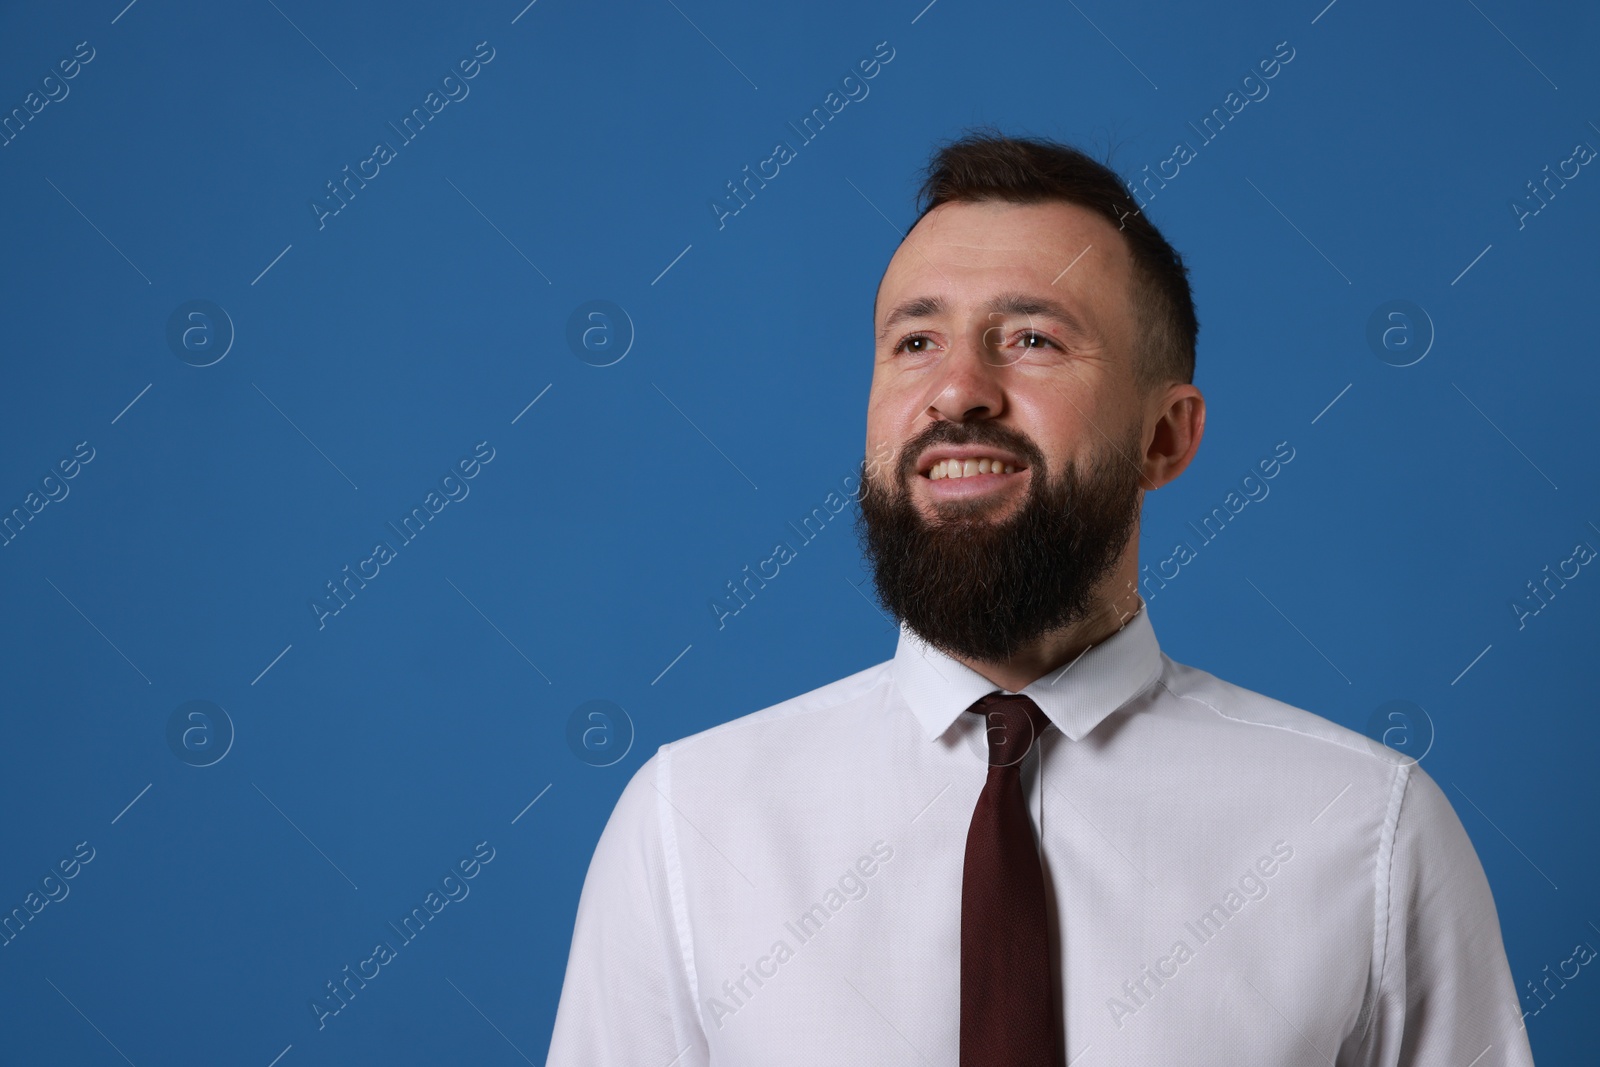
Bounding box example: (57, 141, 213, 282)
(983, 292, 1092, 338)
(878, 296, 946, 340)
(876, 292, 1091, 341)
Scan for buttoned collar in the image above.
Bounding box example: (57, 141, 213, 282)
(891, 598, 1165, 742)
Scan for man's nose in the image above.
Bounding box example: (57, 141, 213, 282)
(924, 331, 1008, 423)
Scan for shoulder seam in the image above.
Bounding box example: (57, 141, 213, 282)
(653, 744, 703, 1038)
(1155, 673, 1405, 768)
(1357, 760, 1413, 1054)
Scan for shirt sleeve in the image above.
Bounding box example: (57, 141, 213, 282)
(546, 749, 707, 1066)
(1351, 763, 1536, 1066)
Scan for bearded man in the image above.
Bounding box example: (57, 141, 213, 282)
(545, 132, 1534, 1067)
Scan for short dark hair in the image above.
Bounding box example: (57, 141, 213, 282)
(909, 129, 1198, 394)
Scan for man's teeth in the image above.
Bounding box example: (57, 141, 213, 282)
(927, 457, 1019, 480)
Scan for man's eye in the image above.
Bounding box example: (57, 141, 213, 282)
(1017, 331, 1056, 349)
(894, 334, 933, 354)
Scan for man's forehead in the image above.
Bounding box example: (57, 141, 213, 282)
(874, 199, 1129, 319)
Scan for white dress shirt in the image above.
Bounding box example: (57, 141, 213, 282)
(545, 600, 1534, 1065)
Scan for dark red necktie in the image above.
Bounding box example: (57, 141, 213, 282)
(961, 692, 1060, 1067)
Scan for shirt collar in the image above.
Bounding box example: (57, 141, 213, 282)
(892, 598, 1164, 743)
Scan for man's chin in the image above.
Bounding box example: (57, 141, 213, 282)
(911, 480, 1030, 526)
(857, 435, 1143, 668)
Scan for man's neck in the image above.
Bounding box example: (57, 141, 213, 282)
(946, 575, 1143, 692)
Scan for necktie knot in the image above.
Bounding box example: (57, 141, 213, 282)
(969, 693, 1051, 769)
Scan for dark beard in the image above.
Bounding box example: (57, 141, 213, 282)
(853, 421, 1145, 663)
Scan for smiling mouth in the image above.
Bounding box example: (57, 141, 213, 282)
(922, 457, 1025, 480)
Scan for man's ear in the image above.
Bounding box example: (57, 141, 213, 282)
(1142, 384, 1205, 490)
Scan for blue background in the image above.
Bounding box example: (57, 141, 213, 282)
(1, 0, 1595, 1062)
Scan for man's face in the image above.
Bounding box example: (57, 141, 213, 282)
(855, 198, 1152, 662)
